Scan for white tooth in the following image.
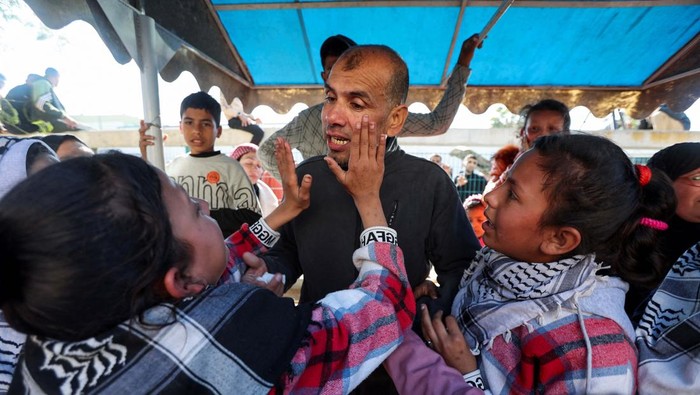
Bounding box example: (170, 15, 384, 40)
(331, 137, 349, 145)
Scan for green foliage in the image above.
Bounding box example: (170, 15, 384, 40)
(490, 105, 520, 128)
(0, 0, 21, 21)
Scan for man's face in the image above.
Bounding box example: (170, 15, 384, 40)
(463, 157, 477, 173)
(179, 108, 222, 155)
(322, 55, 393, 168)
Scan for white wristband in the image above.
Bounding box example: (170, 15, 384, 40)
(359, 226, 397, 247)
(249, 219, 280, 248)
(463, 369, 485, 389)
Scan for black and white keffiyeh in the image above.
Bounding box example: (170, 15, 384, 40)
(10, 283, 312, 394)
(452, 248, 601, 351)
(636, 242, 700, 394)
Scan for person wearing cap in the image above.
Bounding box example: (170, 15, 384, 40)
(230, 143, 279, 216)
(258, 33, 484, 179)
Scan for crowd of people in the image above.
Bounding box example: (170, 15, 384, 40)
(0, 32, 698, 395)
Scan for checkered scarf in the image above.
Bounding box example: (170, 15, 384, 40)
(636, 242, 700, 393)
(452, 248, 599, 351)
(10, 284, 312, 394)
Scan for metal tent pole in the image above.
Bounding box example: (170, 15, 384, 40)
(136, 3, 165, 170)
(479, 0, 515, 44)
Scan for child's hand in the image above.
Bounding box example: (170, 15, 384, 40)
(420, 305, 477, 375)
(456, 175, 468, 187)
(413, 280, 439, 300)
(276, 138, 312, 212)
(241, 252, 284, 296)
(138, 120, 166, 161)
(261, 138, 312, 231)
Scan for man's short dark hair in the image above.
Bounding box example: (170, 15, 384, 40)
(180, 91, 221, 126)
(337, 45, 409, 107)
(320, 35, 356, 65)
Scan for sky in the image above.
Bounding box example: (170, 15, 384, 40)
(1, 2, 699, 131)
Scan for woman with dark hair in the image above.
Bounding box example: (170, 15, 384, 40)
(626, 142, 700, 321)
(0, 126, 415, 393)
(647, 142, 700, 267)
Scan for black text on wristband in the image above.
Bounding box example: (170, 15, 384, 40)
(463, 370, 485, 390)
(359, 226, 397, 247)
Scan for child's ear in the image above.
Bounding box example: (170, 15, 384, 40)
(216, 125, 223, 138)
(386, 105, 408, 137)
(540, 226, 581, 257)
(163, 268, 204, 299)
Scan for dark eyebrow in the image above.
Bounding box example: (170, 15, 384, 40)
(324, 82, 371, 102)
(348, 90, 371, 102)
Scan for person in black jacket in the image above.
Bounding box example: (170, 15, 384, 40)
(262, 44, 478, 313)
(254, 45, 480, 393)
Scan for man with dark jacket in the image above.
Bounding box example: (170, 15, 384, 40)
(264, 44, 478, 312)
(259, 44, 479, 393)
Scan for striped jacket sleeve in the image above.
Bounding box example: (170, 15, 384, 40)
(219, 220, 276, 284)
(278, 242, 416, 394)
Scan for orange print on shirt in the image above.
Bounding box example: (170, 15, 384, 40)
(206, 171, 221, 184)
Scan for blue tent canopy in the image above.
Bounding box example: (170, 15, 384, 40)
(25, 0, 700, 118)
